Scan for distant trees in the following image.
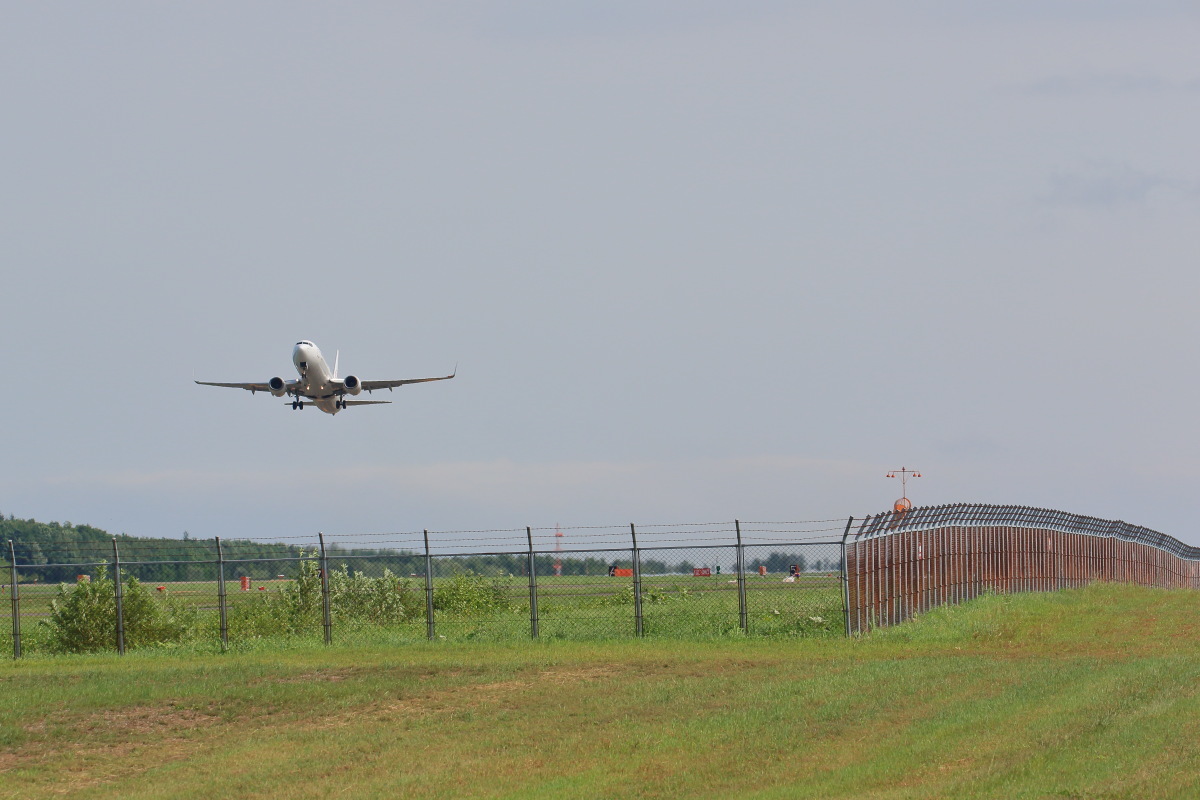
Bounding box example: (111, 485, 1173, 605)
(747, 552, 807, 574)
(0, 517, 311, 583)
(2, 516, 830, 583)
(2, 518, 121, 583)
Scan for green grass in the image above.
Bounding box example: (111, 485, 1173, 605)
(4, 572, 843, 655)
(2, 583, 1199, 798)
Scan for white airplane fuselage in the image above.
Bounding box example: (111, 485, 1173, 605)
(291, 341, 341, 414)
(194, 340, 454, 414)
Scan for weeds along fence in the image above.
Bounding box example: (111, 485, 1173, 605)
(847, 503, 1200, 634)
(2, 519, 851, 657)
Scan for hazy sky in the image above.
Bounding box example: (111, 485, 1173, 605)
(4, 2, 1199, 544)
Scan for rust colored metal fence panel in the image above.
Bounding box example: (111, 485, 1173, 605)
(847, 503, 1200, 634)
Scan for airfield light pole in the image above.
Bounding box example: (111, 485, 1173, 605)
(886, 467, 922, 512)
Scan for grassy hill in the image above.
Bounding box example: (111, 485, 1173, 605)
(2, 582, 1198, 798)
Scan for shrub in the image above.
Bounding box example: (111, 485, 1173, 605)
(40, 564, 196, 653)
(601, 584, 636, 606)
(227, 556, 425, 639)
(329, 564, 422, 626)
(645, 584, 691, 604)
(433, 572, 513, 615)
(227, 555, 322, 639)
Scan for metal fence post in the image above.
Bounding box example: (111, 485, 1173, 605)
(526, 527, 539, 639)
(631, 523, 644, 637)
(423, 530, 436, 640)
(112, 538, 125, 655)
(215, 537, 229, 651)
(735, 520, 748, 634)
(318, 532, 332, 645)
(8, 541, 20, 659)
(841, 516, 854, 637)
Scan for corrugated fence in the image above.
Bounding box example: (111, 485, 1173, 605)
(845, 503, 1200, 634)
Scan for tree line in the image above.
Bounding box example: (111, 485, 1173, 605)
(1, 515, 837, 584)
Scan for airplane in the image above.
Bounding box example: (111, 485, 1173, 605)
(195, 340, 455, 415)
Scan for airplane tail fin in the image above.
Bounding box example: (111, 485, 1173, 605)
(333, 350, 340, 379)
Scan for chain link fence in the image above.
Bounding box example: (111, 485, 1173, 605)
(3, 519, 852, 656)
(13, 504, 1195, 655)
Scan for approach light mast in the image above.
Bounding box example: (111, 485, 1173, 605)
(886, 466, 922, 512)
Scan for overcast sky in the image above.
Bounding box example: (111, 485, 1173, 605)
(3, 2, 1199, 545)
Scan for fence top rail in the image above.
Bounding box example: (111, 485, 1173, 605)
(853, 502, 1200, 560)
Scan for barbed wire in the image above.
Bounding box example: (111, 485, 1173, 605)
(5, 517, 856, 567)
(741, 518, 849, 525)
(739, 526, 847, 534)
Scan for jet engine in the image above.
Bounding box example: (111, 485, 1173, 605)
(342, 375, 363, 396)
(268, 377, 288, 397)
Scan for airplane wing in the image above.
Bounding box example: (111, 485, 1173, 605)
(360, 369, 456, 393)
(195, 380, 273, 393)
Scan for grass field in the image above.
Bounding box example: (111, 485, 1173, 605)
(2, 582, 1199, 798)
(4, 572, 844, 654)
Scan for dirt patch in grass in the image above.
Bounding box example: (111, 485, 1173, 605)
(31, 737, 209, 797)
(536, 665, 619, 684)
(23, 705, 221, 737)
(272, 668, 355, 684)
(2, 705, 225, 796)
(96, 706, 220, 735)
(325, 664, 625, 724)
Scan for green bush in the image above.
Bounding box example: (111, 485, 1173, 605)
(228, 555, 425, 639)
(645, 584, 691, 604)
(40, 564, 196, 653)
(329, 565, 422, 626)
(433, 572, 513, 615)
(601, 584, 635, 606)
(228, 556, 322, 639)
(597, 584, 691, 607)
